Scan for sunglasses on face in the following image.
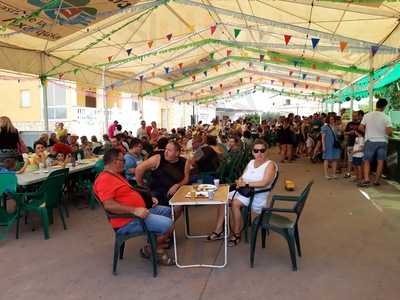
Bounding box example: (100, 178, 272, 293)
(253, 148, 266, 153)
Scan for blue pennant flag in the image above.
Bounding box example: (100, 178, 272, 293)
(311, 38, 320, 49)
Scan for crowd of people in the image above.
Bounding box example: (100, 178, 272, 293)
(0, 98, 393, 265)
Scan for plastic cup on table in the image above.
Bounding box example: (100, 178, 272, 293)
(213, 179, 220, 188)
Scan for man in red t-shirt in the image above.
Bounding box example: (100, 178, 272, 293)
(94, 148, 174, 264)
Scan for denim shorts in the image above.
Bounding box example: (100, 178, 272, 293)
(116, 206, 172, 236)
(352, 157, 363, 166)
(363, 141, 388, 161)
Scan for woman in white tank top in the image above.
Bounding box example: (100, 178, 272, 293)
(207, 139, 278, 246)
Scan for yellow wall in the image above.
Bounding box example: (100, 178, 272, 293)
(106, 90, 121, 108)
(0, 78, 42, 122)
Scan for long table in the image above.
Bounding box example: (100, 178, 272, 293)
(16, 159, 98, 186)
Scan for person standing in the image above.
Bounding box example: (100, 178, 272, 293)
(359, 98, 393, 186)
(321, 115, 341, 179)
(0, 116, 25, 168)
(137, 120, 149, 139)
(108, 120, 118, 139)
(149, 121, 159, 146)
(344, 111, 360, 178)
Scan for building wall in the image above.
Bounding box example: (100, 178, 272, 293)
(0, 77, 42, 123)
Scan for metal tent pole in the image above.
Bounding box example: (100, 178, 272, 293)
(368, 53, 374, 112)
(102, 67, 108, 134)
(40, 53, 49, 131)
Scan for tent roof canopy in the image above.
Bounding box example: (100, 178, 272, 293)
(1, 0, 400, 103)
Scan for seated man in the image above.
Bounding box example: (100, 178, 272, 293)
(93, 149, 174, 265)
(124, 138, 144, 185)
(135, 141, 190, 206)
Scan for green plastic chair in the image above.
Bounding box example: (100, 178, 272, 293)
(23, 169, 69, 239)
(250, 181, 314, 271)
(93, 193, 158, 277)
(0, 173, 23, 240)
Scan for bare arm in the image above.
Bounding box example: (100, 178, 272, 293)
(135, 155, 160, 186)
(102, 199, 148, 218)
(386, 127, 393, 136)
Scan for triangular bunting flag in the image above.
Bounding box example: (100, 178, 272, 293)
(107, 56, 112, 62)
(171, 83, 175, 89)
(237, 89, 240, 94)
(331, 79, 336, 85)
(302, 73, 307, 80)
(293, 82, 297, 88)
(151, 71, 155, 78)
(166, 33, 172, 41)
(58, 73, 64, 80)
(210, 86, 213, 91)
(111, 84, 114, 90)
(164, 67, 169, 74)
(316, 76, 320, 82)
(250, 77, 253, 82)
(227, 61, 231, 67)
(289, 70, 293, 76)
(371, 45, 379, 56)
(240, 78, 243, 83)
(139, 75, 144, 81)
(227, 49, 232, 56)
(229, 91, 232, 96)
(147, 40, 153, 48)
(203, 71, 208, 77)
(234, 28, 241, 38)
(214, 65, 219, 72)
(311, 38, 320, 49)
(210, 52, 215, 59)
(339, 41, 348, 52)
(263, 65, 267, 71)
(73, 69, 79, 75)
(305, 84, 309, 89)
(271, 80, 275, 85)
(178, 63, 183, 70)
(312, 64, 316, 70)
(210, 25, 217, 35)
(284, 34, 292, 45)
(219, 84, 223, 89)
(260, 54, 265, 62)
(294, 61, 299, 67)
(126, 48, 133, 56)
(192, 75, 196, 81)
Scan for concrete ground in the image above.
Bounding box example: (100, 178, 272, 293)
(1, 149, 400, 300)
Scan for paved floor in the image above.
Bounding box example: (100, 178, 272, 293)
(1, 150, 400, 300)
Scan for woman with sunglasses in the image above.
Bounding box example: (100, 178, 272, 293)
(207, 139, 278, 246)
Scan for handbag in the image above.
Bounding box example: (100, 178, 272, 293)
(229, 183, 254, 198)
(327, 126, 341, 149)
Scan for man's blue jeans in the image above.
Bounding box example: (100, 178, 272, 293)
(116, 206, 172, 236)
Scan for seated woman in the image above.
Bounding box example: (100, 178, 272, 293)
(19, 140, 48, 173)
(208, 139, 278, 246)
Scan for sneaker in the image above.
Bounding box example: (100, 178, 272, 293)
(344, 172, 351, 178)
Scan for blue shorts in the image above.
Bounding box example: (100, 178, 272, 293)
(352, 157, 363, 166)
(363, 141, 388, 161)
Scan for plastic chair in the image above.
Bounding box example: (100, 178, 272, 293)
(94, 194, 158, 277)
(23, 169, 69, 239)
(250, 181, 314, 271)
(0, 173, 22, 240)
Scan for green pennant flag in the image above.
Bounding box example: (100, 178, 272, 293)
(209, 52, 215, 60)
(73, 69, 79, 75)
(234, 28, 241, 38)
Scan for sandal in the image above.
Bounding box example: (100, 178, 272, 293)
(228, 234, 241, 247)
(140, 246, 175, 266)
(157, 251, 175, 266)
(373, 181, 381, 186)
(357, 181, 370, 187)
(207, 231, 224, 241)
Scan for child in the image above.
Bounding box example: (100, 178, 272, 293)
(352, 129, 365, 183)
